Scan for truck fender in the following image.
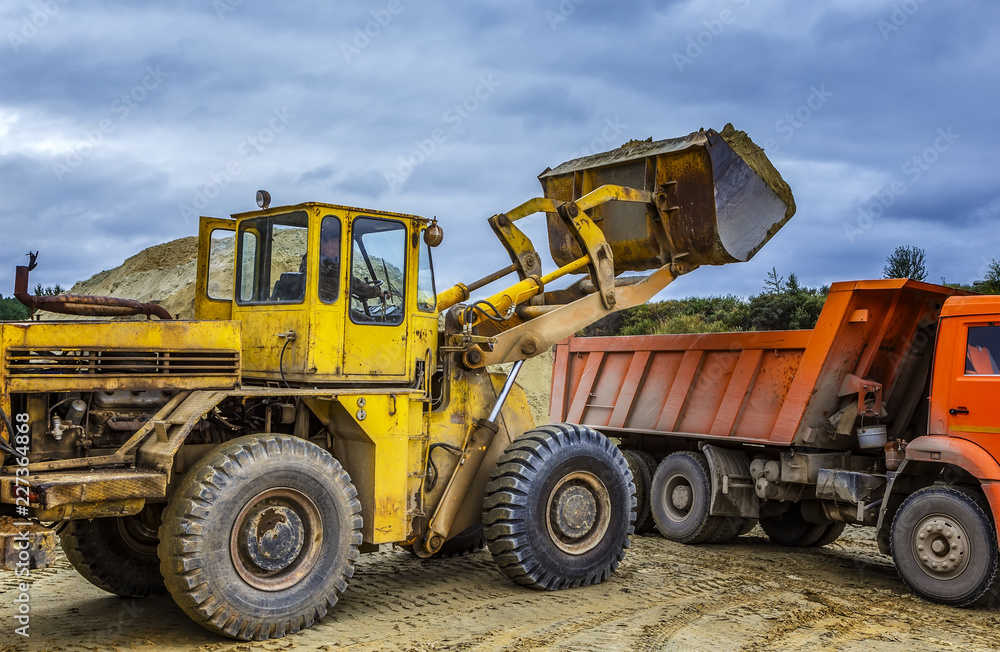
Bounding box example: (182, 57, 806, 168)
(701, 444, 758, 518)
(875, 436, 1000, 554)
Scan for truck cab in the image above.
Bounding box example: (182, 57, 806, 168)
(195, 202, 440, 386)
(929, 295, 1000, 442)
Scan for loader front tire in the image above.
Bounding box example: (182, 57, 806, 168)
(483, 424, 635, 590)
(158, 434, 362, 640)
(60, 505, 166, 598)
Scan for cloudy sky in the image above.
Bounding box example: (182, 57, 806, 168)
(1, 0, 997, 302)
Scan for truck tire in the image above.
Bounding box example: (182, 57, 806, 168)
(158, 434, 363, 640)
(891, 485, 1000, 607)
(809, 522, 847, 547)
(60, 506, 166, 598)
(621, 449, 657, 534)
(760, 503, 828, 547)
(483, 423, 635, 590)
(650, 451, 726, 544)
(737, 518, 759, 536)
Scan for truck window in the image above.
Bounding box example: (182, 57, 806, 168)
(966, 325, 1000, 375)
(350, 217, 405, 325)
(318, 216, 341, 304)
(207, 228, 235, 300)
(236, 212, 309, 304)
(417, 237, 436, 313)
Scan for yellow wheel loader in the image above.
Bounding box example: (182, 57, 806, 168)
(0, 125, 794, 640)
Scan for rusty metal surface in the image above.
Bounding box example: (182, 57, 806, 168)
(14, 253, 172, 319)
(1, 468, 166, 509)
(0, 516, 57, 570)
(538, 127, 794, 273)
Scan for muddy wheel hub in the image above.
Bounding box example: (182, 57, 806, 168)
(551, 485, 597, 539)
(231, 488, 323, 591)
(242, 504, 304, 571)
(911, 513, 970, 579)
(545, 471, 611, 556)
(662, 473, 694, 522)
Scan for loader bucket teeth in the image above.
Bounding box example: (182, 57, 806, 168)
(538, 123, 795, 273)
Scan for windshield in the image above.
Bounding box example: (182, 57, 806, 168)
(349, 217, 405, 325)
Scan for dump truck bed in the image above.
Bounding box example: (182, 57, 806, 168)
(551, 279, 969, 449)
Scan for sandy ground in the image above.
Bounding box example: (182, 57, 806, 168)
(2, 526, 998, 652)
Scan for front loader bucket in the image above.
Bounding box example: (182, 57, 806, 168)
(538, 124, 795, 272)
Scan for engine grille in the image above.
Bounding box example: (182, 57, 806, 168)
(5, 348, 240, 378)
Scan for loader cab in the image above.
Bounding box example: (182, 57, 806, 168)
(195, 202, 440, 386)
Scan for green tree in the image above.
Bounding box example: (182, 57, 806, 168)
(981, 258, 1000, 294)
(0, 295, 29, 321)
(883, 245, 927, 281)
(33, 283, 64, 296)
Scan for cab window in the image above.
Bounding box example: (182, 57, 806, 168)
(966, 325, 1000, 375)
(350, 217, 405, 325)
(417, 237, 436, 313)
(318, 216, 341, 304)
(236, 211, 309, 304)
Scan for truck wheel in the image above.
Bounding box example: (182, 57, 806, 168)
(158, 434, 363, 640)
(650, 451, 726, 544)
(60, 505, 166, 598)
(760, 503, 828, 547)
(891, 485, 1000, 607)
(621, 449, 657, 534)
(708, 517, 749, 544)
(737, 518, 759, 536)
(483, 424, 635, 590)
(809, 522, 847, 547)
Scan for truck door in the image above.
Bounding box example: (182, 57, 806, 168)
(195, 216, 236, 320)
(944, 322, 1000, 437)
(342, 216, 409, 378)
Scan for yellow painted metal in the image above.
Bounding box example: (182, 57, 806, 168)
(302, 393, 412, 544)
(459, 256, 590, 329)
(0, 320, 241, 394)
(437, 283, 470, 311)
(572, 184, 653, 212)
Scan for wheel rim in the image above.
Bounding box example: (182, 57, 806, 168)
(230, 487, 323, 591)
(662, 472, 694, 523)
(545, 471, 611, 555)
(116, 505, 162, 557)
(910, 512, 971, 580)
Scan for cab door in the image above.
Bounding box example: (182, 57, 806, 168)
(342, 215, 409, 379)
(933, 315, 1000, 439)
(195, 216, 236, 320)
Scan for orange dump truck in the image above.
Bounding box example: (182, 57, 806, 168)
(551, 279, 1000, 607)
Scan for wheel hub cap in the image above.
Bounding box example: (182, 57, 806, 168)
(671, 485, 692, 511)
(551, 485, 597, 538)
(912, 514, 969, 579)
(241, 505, 304, 572)
(230, 487, 323, 591)
(545, 471, 612, 556)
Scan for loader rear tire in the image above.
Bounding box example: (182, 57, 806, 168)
(158, 434, 363, 640)
(622, 449, 658, 534)
(483, 424, 635, 590)
(60, 505, 166, 598)
(650, 451, 726, 544)
(760, 503, 828, 547)
(891, 485, 1000, 607)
